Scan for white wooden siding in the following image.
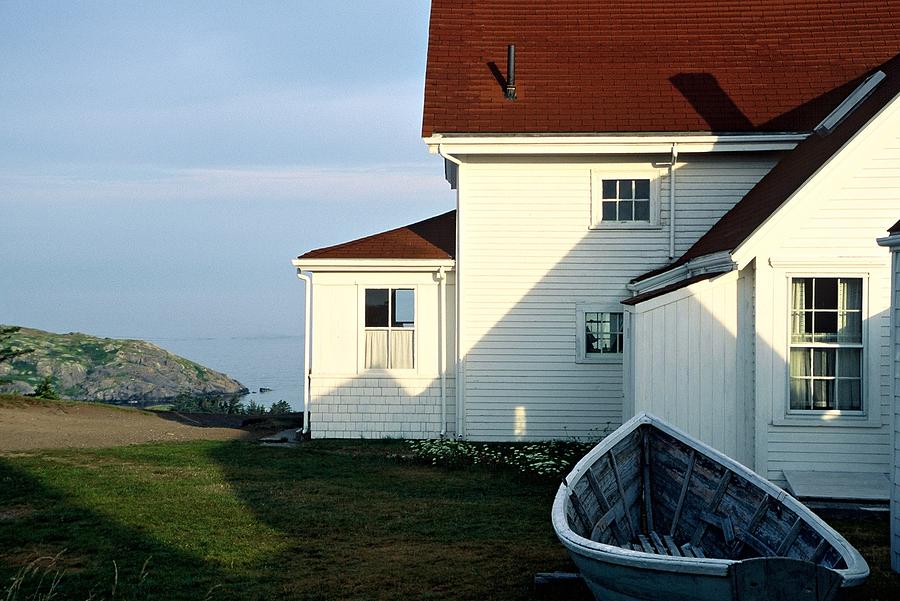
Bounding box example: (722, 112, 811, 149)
(308, 270, 456, 438)
(458, 154, 778, 441)
(752, 114, 900, 484)
(627, 269, 755, 465)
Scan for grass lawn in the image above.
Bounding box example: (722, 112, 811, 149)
(0, 440, 575, 600)
(1, 439, 898, 600)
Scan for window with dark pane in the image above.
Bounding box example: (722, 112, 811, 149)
(599, 178, 651, 223)
(364, 288, 415, 369)
(365, 289, 389, 327)
(788, 277, 863, 411)
(585, 311, 624, 355)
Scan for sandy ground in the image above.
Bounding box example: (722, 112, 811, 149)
(0, 400, 254, 452)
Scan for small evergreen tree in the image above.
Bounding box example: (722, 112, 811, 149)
(268, 400, 292, 415)
(245, 400, 267, 415)
(33, 376, 60, 400)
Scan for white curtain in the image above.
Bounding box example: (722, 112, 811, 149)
(390, 330, 414, 369)
(791, 279, 807, 341)
(365, 330, 388, 369)
(838, 278, 862, 342)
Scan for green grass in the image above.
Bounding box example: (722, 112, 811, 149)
(0, 440, 574, 600)
(1, 440, 897, 601)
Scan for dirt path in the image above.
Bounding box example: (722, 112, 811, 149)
(0, 398, 254, 452)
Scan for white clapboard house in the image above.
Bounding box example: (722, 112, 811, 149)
(294, 2, 900, 498)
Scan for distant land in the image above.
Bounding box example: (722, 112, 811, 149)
(0, 325, 248, 402)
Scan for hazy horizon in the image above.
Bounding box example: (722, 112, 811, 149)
(1, 1, 455, 342)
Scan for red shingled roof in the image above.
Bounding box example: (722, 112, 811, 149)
(633, 52, 900, 284)
(297, 211, 455, 261)
(423, 0, 900, 136)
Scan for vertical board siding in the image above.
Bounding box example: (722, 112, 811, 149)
(761, 124, 900, 484)
(629, 271, 755, 465)
(459, 154, 777, 441)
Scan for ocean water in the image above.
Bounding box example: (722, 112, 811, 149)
(147, 335, 305, 411)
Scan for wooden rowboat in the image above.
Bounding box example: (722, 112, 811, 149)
(551, 412, 868, 601)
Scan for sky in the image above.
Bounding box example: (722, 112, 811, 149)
(0, 1, 454, 340)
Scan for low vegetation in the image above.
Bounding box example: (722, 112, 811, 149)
(0, 438, 896, 600)
(407, 438, 596, 478)
(163, 393, 293, 416)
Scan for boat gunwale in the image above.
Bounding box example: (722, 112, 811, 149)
(551, 412, 869, 585)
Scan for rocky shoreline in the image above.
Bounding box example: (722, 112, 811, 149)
(0, 325, 248, 402)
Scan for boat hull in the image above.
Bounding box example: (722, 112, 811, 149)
(551, 412, 867, 601)
(565, 541, 731, 601)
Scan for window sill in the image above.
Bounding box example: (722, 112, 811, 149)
(361, 368, 418, 375)
(576, 355, 624, 365)
(589, 222, 662, 231)
(773, 411, 881, 428)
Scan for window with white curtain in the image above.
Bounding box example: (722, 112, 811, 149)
(788, 277, 863, 411)
(364, 288, 415, 370)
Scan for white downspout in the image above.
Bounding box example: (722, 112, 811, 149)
(436, 266, 447, 436)
(668, 142, 679, 259)
(296, 271, 312, 436)
(438, 143, 464, 438)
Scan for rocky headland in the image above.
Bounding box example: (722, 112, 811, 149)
(0, 325, 247, 402)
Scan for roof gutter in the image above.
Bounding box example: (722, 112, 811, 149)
(439, 144, 465, 439)
(654, 143, 679, 258)
(292, 258, 455, 273)
(627, 251, 735, 295)
(877, 232, 900, 249)
(295, 271, 312, 437)
(425, 133, 805, 155)
(436, 266, 447, 437)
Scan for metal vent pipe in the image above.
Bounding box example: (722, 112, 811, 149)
(505, 44, 517, 100)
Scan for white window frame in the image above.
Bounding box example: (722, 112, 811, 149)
(590, 169, 662, 229)
(576, 303, 625, 364)
(776, 270, 879, 427)
(358, 286, 418, 374)
(787, 276, 864, 415)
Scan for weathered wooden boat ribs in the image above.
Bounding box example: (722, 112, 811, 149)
(641, 429, 653, 533)
(730, 494, 770, 557)
(668, 449, 695, 537)
(607, 451, 638, 541)
(690, 469, 732, 548)
(584, 468, 628, 546)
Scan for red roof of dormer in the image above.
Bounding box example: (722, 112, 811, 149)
(297, 211, 456, 261)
